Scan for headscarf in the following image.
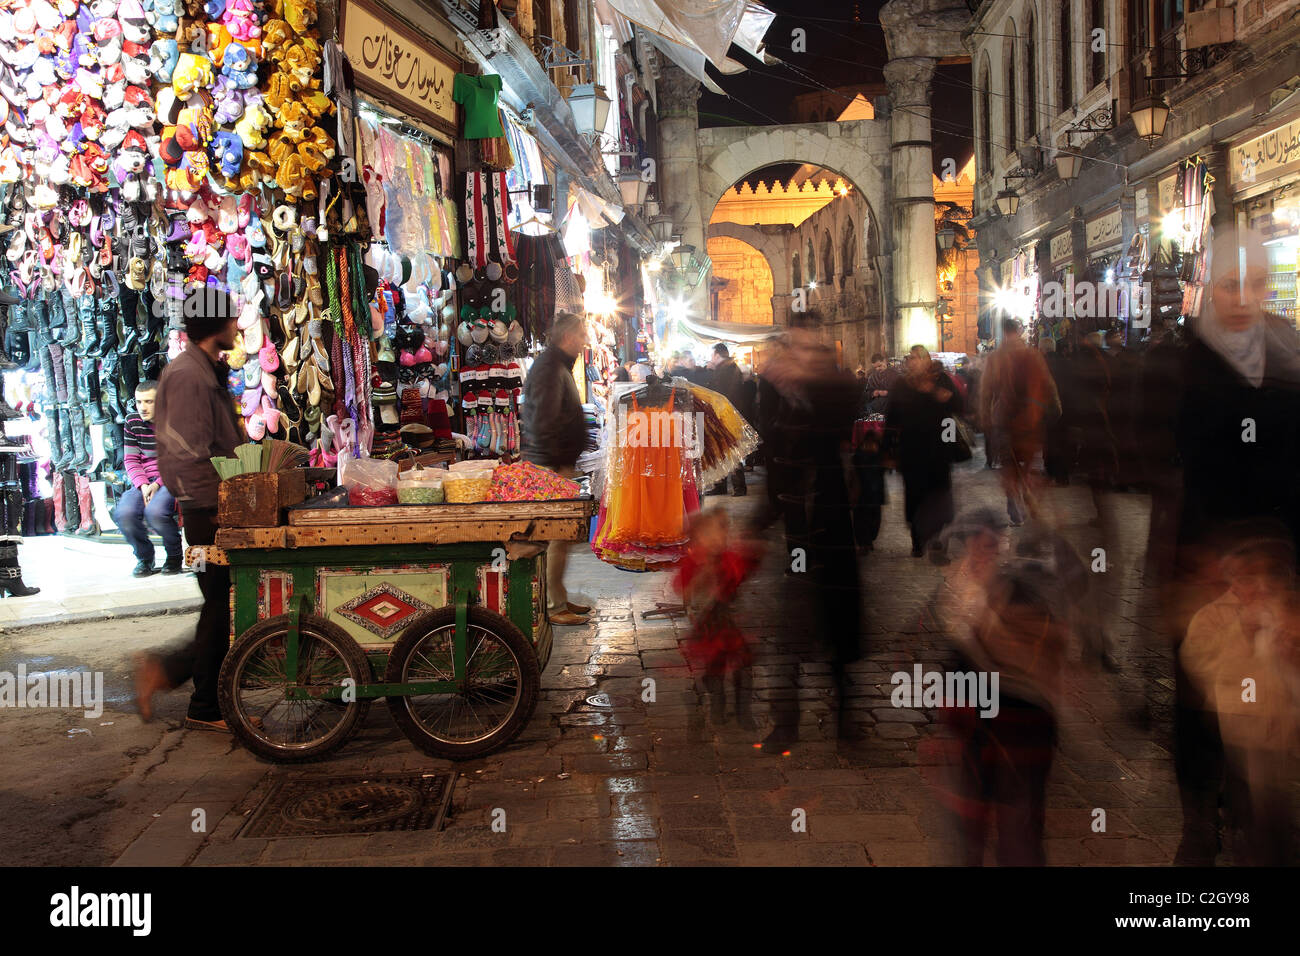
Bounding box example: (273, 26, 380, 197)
(1196, 230, 1269, 387)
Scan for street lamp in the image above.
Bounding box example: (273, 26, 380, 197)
(1055, 151, 1083, 180)
(568, 83, 612, 136)
(649, 216, 675, 243)
(618, 169, 641, 207)
(995, 187, 1019, 216)
(1131, 93, 1171, 144)
(937, 227, 956, 251)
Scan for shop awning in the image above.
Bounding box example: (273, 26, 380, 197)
(678, 314, 784, 344)
(604, 0, 776, 70)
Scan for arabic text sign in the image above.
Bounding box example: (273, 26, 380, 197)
(341, 0, 458, 134)
(1231, 118, 1300, 188)
(1086, 208, 1122, 251)
(1050, 230, 1072, 264)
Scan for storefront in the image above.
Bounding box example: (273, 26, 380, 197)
(1229, 113, 1300, 328)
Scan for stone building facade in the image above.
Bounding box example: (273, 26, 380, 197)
(967, 0, 1300, 343)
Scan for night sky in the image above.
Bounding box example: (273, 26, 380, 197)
(695, 0, 973, 179)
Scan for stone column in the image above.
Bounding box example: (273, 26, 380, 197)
(884, 56, 939, 351)
(656, 62, 710, 319)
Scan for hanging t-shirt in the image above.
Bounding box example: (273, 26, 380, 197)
(453, 73, 505, 139)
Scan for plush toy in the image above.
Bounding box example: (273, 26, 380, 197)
(223, 0, 261, 40)
(281, 0, 316, 34)
(277, 152, 308, 199)
(266, 130, 295, 165)
(212, 74, 241, 124)
(174, 104, 213, 151)
(148, 38, 180, 83)
(282, 42, 318, 89)
(206, 23, 234, 67)
(172, 52, 214, 97)
(275, 101, 310, 142)
(222, 42, 257, 89)
(212, 130, 242, 177)
(260, 19, 293, 59)
(235, 101, 271, 149)
(247, 149, 275, 181)
(299, 86, 332, 121)
(263, 71, 292, 111)
(204, 0, 226, 18)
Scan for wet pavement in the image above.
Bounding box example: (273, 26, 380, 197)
(0, 448, 1191, 866)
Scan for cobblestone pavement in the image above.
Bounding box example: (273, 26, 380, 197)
(2, 449, 1188, 866)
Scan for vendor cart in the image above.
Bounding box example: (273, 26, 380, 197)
(200, 495, 595, 763)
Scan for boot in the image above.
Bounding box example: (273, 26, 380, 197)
(75, 473, 98, 535)
(703, 674, 726, 724)
(120, 350, 140, 402)
(82, 362, 110, 424)
(47, 343, 68, 402)
(66, 408, 89, 469)
(77, 295, 99, 356)
(64, 348, 81, 405)
(97, 299, 118, 355)
(22, 500, 37, 537)
(0, 538, 39, 597)
(2, 487, 23, 536)
(99, 350, 125, 423)
(53, 407, 72, 469)
(38, 333, 58, 401)
(54, 290, 79, 348)
(63, 472, 79, 529)
(51, 474, 66, 532)
(734, 670, 758, 731)
(43, 498, 55, 535)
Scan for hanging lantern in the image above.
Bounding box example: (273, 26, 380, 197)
(995, 187, 1020, 217)
(649, 216, 675, 242)
(568, 83, 612, 135)
(618, 169, 641, 207)
(1131, 94, 1171, 144)
(1055, 152, 1083, 180)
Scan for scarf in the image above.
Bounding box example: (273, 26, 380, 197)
(1197, 301, 1266, 387)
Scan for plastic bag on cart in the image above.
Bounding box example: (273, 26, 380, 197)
(341, 456, 399, 506)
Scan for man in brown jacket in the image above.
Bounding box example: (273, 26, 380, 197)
(134, 288, 243, 730)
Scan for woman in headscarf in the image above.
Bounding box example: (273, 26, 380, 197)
(1171, 228, 1300, 865)
(884, 345, 965, 556)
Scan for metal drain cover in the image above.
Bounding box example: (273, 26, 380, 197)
(240, 772, 456, 838)
(585, 693, 634, 708)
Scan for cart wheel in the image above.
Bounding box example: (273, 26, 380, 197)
(385, 606, 540, 760)
(218, 613, 373, 763)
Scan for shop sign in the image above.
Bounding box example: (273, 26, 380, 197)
(1158, 174, 1178, 216)
(1230, 117, 1300, 189)
(340, 0, 460, 137)
(1086, 208, 1123, 250)
(1135, 187, 1149, 223)
(1050, 230, 1072, 265)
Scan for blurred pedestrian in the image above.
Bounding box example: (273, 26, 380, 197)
(675, 509, 762, 730)
(706, 343, 748, 497)
(979, 318, 1060, 526)
(884, 345, 964, 557)
(133, 290, 242, 730)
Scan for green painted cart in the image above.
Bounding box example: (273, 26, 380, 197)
(205, 498, 595, 763)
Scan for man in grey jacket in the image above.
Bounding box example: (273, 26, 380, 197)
(522, 311, 591, 626)
(134, 288, 243, 730)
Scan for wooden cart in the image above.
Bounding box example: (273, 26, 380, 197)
(201, 497, 595, 763)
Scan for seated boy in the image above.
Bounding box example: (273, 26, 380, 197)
(113, 382, 183, 576)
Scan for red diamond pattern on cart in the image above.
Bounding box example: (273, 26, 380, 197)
(335, 582, 434, 640)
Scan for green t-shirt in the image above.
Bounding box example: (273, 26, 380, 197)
(453, 73, 505, 139)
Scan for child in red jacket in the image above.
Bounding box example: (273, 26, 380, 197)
(675, 508, 761, 729)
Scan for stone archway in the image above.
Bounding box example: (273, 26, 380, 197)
(695, 121, 892, 257)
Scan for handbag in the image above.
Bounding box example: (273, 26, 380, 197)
(949, 416, 974, 463)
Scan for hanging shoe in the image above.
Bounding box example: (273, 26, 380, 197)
(51, 474, 66, 532)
